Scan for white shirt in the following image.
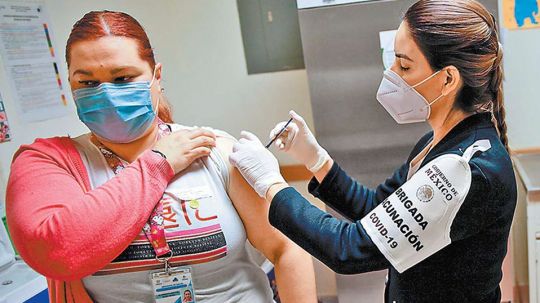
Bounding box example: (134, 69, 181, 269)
(73, 124, 273, 303)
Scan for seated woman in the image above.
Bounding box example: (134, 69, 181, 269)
(6, 11, 316, 303)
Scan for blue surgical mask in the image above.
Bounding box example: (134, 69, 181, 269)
(73, 75, 159, 143)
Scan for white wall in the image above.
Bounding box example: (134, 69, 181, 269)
(163, 0, 314, 145)
(0, 0, 314, 203)
(498, 6, 540, 149)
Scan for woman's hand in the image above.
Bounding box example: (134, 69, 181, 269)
(229, 131, 286, 197)
(154, 128, 216, 174)
(270, 110, 330, 173)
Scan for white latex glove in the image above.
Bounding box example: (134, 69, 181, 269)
(229, 131, 286, 198)
(269, 110, 330, 173)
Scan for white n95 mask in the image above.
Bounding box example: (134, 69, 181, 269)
(376, 69, 443, 124)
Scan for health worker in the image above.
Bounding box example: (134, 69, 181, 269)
(229, 1, 517, 302)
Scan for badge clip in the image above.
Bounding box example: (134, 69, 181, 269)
(156, 251, 174, 275)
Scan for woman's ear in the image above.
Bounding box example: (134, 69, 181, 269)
(442, 65, 461, 96)
(155, 62, 163, 89)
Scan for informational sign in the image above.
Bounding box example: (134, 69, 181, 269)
(0, 93, 11, 143)
(502, 0, 540, 30)
(0, 2, 68, 122)
(379, 29, 397, 70)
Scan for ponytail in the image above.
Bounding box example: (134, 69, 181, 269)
(490, 45, 509, 151)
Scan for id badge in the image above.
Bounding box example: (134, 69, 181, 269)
(151, 267, 196, 303)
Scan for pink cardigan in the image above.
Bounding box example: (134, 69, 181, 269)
(6, 137, 174, 302)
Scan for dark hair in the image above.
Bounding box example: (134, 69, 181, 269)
(405, 0, 508, 150)
(66, 11, 173, 123)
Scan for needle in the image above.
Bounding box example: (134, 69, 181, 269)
(265, 118, 293, 149)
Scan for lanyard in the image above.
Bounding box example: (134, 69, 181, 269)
(92, 122, 173, 261)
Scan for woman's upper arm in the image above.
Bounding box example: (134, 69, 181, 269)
(449, 161, 499, 241)
(6, 145, 172, 280)
(215, 137, 290, 262)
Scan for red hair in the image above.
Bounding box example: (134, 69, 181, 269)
(66, 11, 173, 123)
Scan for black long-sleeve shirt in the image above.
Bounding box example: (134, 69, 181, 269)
(269, 113, 517, 303)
